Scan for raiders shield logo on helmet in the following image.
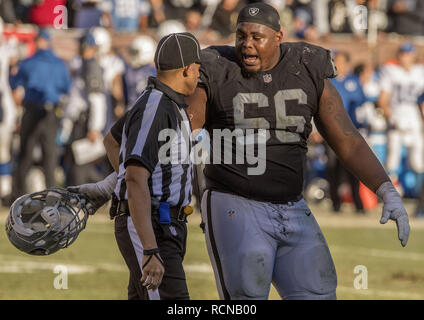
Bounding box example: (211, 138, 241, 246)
(249, 7, 259, 16)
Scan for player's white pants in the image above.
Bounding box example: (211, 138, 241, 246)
(386, 128, 424, 173)
(0, 124, 13, 197)
(201, 190, 337, 300)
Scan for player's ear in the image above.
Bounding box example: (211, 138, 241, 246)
(275, 29, 283, 44)
(183, 65, 191, 77)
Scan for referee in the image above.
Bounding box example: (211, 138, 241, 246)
(104, 33, 201, 300)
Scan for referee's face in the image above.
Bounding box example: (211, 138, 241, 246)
(235, 22, 282, 75)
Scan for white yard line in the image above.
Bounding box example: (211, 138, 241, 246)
(0, 254, 213, 275)
(184, 263, 213, 274)
(0, 254, 127, 274)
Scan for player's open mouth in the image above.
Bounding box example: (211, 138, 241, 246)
(243, 55, 259, 66)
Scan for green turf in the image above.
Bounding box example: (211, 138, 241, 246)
(1, 205, 423, 300)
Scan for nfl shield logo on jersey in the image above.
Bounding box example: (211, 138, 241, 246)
(263, 73, 272, 83)
(169, 225, 178, 236)
(249, 7, 259, 16)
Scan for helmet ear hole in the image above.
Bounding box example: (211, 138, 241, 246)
(6, 188, 90, 255)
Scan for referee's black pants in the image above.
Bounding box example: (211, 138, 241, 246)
(114, 213, 189, 300)
(12, 104, 59, 198)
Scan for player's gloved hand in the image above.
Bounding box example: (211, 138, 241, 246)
(67, 172, 117, 215)
(376, 181, 410, 247)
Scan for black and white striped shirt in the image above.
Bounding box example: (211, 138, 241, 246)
(111, 77, 193, 207)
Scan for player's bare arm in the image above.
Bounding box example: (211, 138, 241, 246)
(186, 86, 207, 131)
(104, 131, 120, 173)
(315, 79, 410, 246)
(315, 79, 390, 192)
(126, 163, 164, 290)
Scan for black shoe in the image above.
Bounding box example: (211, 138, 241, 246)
(356, 208, 366, 215)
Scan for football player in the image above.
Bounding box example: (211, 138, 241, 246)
(378, 43, 424, 181)
(185, 2, 410, 300)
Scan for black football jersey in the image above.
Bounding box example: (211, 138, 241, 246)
(199, 42, 337, 203)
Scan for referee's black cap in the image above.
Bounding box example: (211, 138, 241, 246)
(237, 2, 281, 32)
(154, 32, 201, 71)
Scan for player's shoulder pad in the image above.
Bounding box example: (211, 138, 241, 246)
(199, 46, 238, 88)
(201, 45, 237, 63)
(285, 42, 338, 79)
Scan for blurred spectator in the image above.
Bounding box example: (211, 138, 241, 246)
(0, 18, 18, 202)
(378, 43, 424, 183)
(200, 0, 220, 30)
(325, 0, 369, 37)
(0, 0, 17, 23)
(123, 35, 156, 107)
(100, 0, 152, 32)
(73, 0, 103, 29)
(9, 29, 71, 200)
(328, 51, 366, 213)
(387, 0, 424, 35)
(28, 0, 67, 27)
(91, 27, 125, 128)
(163, 0, 203, 21)
(61, 33, 107, 185)
(414, 92, 424, 217)
(185, 9, 202, 32)
(311, 0, 330, 37)
(209, 0, 246, 38)
(13, 0, 34, 23)
(292, 1, 320, 40)
(353, 62, 388, 168)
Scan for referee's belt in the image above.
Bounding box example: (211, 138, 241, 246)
(112, 199, 193, 222)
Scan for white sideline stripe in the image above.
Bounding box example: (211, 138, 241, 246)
(0, 259, 127, 274)
(0, 254, 213, 275)
(330, 245, 424, 261)
(184, 263, 213, 274)
(337, 286, 424, 299)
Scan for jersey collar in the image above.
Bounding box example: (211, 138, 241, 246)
(147, 77, 188, 109)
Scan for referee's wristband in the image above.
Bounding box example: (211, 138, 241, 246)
(143, 248, 160, 256)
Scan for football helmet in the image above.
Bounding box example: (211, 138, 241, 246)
(157, 20, 186, 39)
(128, 35, 156, 68)
(5, 188, 92, 256)
(90, 27, 111, 56)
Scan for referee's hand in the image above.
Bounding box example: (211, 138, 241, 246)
(141, 254, 165, 291)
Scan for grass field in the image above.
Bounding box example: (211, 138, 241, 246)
(1, 199, 424, 300)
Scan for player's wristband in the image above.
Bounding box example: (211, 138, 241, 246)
(143, 248, 160, 256)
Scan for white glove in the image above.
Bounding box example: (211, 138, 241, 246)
(376, 181, 410, 247)
(68, 172, 117, 214)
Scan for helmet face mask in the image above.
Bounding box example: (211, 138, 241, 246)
(5, 189, 90, 256)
